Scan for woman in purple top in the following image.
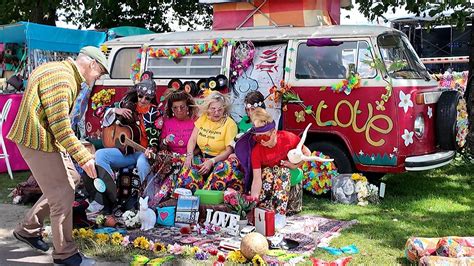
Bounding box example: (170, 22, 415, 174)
(149, 90, 196, 206)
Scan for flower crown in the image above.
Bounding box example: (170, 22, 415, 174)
(245, 101, 263, 109)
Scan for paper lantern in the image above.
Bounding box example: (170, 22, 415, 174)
(240, 232, 268, 259)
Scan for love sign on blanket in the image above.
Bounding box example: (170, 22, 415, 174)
(204, 209, 240, 236)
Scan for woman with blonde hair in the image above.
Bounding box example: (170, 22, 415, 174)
(178, 91, 244, 192)
(248, 108, 311, 215)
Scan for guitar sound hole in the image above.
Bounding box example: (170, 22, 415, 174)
(119, 134, 126, 145)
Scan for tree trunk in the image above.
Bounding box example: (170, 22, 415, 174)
(465, 16, 474, 155)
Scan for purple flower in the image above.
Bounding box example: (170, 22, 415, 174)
(195, 251, 209, 260)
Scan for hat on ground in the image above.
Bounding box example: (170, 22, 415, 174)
(80, 46, 109, 74)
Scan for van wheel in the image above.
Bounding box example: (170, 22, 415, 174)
(308, 141, 354, 173)
(436, 90, 468, 150)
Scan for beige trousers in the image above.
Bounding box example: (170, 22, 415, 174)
(15, 144, 80, 260)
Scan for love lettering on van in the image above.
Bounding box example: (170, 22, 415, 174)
(315, 100, 393, 147)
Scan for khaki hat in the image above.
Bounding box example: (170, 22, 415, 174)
(79, 46, 109, 74)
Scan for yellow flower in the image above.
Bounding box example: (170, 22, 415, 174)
(78, 228, 94, 239)
(134, 236, 150, 250)
(95, 233, 109, 244)
(351, 173, 367, 182)
(110, 232, 123, 245)
(72, 229, 79, 238)
(227, 250, 247, 263)
(252, 254, 266, 265)
(152, 242, 166, 253)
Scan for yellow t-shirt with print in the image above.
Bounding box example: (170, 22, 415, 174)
(195, 115, 237, 156)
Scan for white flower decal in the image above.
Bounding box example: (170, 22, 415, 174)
(427, 106, 433, 119)
(398, 91, 413, 113)
(359, 150, 364, 156)
(401, 129, 414, 147)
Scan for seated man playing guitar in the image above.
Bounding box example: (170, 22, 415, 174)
(95, 71, 164, 214)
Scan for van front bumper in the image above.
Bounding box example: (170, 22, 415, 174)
(405, 151, 456, 171)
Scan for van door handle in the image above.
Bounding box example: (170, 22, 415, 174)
(287, 100, 303, 104)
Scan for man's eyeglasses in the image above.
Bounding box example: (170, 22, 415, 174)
(253, 131, 273, 143)
(138, 94, 153, 101)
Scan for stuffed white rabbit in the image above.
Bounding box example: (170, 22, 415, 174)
(287, 123, 334, 164)
(139, 196, 156, 231)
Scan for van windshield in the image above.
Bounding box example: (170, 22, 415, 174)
(377, 33, 430, 80)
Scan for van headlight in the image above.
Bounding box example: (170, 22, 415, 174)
(414, 114, 425, 137)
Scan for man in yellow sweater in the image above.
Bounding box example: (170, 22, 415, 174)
(7, 46, 108, 266)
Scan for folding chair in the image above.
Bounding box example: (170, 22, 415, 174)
(0, 98, 13, 179)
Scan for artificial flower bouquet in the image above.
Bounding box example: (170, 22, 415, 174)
(351, 173, 380, 206)
(224, 189, 257, 220)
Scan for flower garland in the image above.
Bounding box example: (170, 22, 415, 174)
(130, 39, 235, 82)
(330, 73, 361, 95)
(456, 98, 469, 148)
(302, 151, 338, 195)
(91, 88, 116, 110)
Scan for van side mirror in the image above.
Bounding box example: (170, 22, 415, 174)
(346, 63, 356, 79)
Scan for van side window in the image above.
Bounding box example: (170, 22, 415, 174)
(111, 47, 140, 79)
(295, 41, 376, 79)
(146, 46, 226, 78)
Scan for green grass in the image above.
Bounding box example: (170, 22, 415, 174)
(1, 158, 472, 264)
(0, 171, 30, 203)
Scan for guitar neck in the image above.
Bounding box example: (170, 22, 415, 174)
(123, 137, 147, 153)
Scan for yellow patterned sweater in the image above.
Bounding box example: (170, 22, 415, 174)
(7, 59, 93, 166)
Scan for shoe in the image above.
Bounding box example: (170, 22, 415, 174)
(86, 201, 103, 213)
(53, 253, 96, 266)
(13, 231, 49, 252)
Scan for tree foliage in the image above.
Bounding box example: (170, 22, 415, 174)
(0, 0, 212, 32)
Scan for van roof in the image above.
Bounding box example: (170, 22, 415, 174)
(105, 25, 399, 46)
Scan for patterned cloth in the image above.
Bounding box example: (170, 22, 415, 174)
(177, 156, 244, 193)
(70, 82, 92, 129)
(149, 153, 186, 207)
(258, 166, 291, 215)
(405, 236, 474, 263)
(287, 182, 303, 215)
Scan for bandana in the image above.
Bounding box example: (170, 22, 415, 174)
(235, 121, 276, 192)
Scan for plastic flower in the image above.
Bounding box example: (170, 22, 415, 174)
(79, 228, 94, 239)
(133, 236, 150, 250)
(252, 254, 266, 265)
(110, 232, 123, 246)
(152, 242, 166, 253)
(351, 173, 367, 183)
(72, 229, 80, 238)
(121, 235, 130, 247)
(95, 233, 109, 244)
(227, 250, 247, 263)
(195, 251, 210, 260)
(167, 243, 184, 255)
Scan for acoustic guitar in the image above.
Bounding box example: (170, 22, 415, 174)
(102, 123, 142, 155)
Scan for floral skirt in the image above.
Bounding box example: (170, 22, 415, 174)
(149, 152, 185, 207)
(177, 156, 244, 193)
(258, 166, 291, 215)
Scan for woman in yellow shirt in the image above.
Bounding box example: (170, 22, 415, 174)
(178, 91, 243, 192)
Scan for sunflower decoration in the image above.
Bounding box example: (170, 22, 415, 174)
(152, 242, 167, 253)
(351, 173, 367, 183)
(252, 254, 267, 265)
(133, 236, 150, 250)
(78, 228, 94, 239)
(110, 232, 124, 246)
(227, 250, 247, 263)
(95, 233, 109, 244)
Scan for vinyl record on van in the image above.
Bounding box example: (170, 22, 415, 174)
(183, 81, 200, 97)
(208, 77, 218, 91)
(168, 79, 182, 90)
(215, 74, 228, 90)
(197, 78, 208, 91)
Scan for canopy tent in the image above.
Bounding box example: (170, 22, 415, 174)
(108, 26, 154, 38)
(0, 21, 106, 53)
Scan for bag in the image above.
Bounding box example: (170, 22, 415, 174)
(254, 208, 275, 237)
(156, 206, 176, 226)
(6, 74, 23, 91)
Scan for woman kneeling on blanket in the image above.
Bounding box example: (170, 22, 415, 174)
(178, 91, 244, 192)
(249, 108, 310, 215)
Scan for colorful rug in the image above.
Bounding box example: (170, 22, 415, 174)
(124, 214, 357, 255)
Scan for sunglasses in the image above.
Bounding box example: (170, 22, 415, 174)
(253, 131, 273, 143)
(138, 94, 153, 101)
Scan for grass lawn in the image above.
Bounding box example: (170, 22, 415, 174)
(0, 157, 472, 264)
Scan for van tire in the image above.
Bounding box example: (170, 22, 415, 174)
(436, 90, 465, 150)
(307, 141, 354, 173)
